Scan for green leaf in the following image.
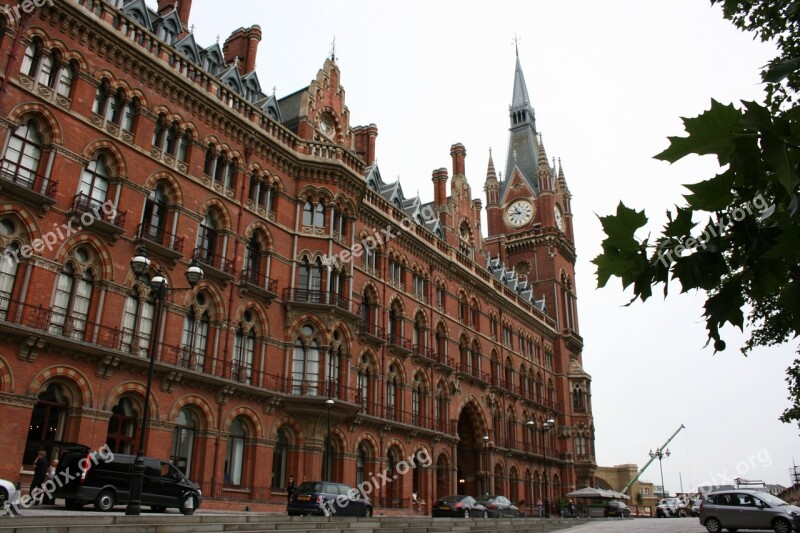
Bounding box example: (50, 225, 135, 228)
(655, 100, 743, 164)
(683, 170, 737, 211)
(596, 202, 648, 252)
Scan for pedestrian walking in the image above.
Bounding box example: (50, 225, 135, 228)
(30, 450, 48, 503)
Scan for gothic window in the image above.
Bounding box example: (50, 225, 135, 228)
(572, 385, 587, 413)
(292, 325, 320, 395)
(180, 294, 211, 371)
(224, 418, 246, 486)
(302, 199, 313, 226)
(411, 373, 424, 424)
(271, 428, 289, 489)
(121, 286, 155, 357)
(78, 155, 110, 208)
(141, 185, 168, 241)
(0, 220, 20, 317)
(171, 408, 197, 476)
(50, 259, 94, 340)
(2, 120, 43, 188)
(106, 397, 137, 454)
(233, 323, 255, 384)
(24, 383, 69, 464)
(386, 363, 399, 420)
(195, 212, 218, 261)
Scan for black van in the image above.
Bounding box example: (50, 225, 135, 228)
(52, 445, 202, 514)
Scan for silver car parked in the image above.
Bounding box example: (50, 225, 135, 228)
(699, 489, 800, 533)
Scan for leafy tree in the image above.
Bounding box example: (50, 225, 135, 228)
(592, 0, 800, 426)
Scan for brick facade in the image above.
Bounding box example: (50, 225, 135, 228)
(0, 0, 595, 514)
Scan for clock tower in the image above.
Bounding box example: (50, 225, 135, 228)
(484, 49, 576, 331)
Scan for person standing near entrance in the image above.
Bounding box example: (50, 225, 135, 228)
(30, 450, 48, 503)
(286, 476, 296, 502)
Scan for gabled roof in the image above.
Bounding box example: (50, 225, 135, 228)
(121, 0, 153, 32)
(487, 253, 547, 313)
(200, 43, 225, 76)
(174, 33, 202, 64)
(218, 64, 244, 93)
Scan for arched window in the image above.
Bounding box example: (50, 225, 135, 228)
(177, 130, 191, 163)
(386, 363, 399, 420)
(314, 201, 325, 228)
(356, 443, 368, 488)
(78, 155, 110, 208)
(106, 397, 137, 454)
(2, 120, 43, 188)
(356, 355, 372, 412)
(141, 185, 168, 241)
(121, 286, 155, 357)
(233, 325, 255, 384)
(196, 212, 218, 261)
(50, 261, 94, 340)
(435, 324, 447, 360)
(413, 314, 426, 352)
(411, 373, 425, 425)
(121, 97, 138, 133)
(435, 381, 447, 431)
(297, 256, 323, 297)
(181, 305, 210, 371)
(171, 408, 197, 475)
(245, 235, 262, 283)
(203, 144, 217, 176)
(271, 428, 289, 489)
(224, 418, 246, 486)
(292, 325, 320, 395)
(93, 80, 110, 115)
(0, 218, 21, 318)
(302, 199, 313, 226)
(24, 382, 69, 464)
(572, 385, 586, 413)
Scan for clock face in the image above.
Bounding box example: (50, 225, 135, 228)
(505, 199, 534, 228)
(320, 115, 334, 137)
(555, 205, 564, 231)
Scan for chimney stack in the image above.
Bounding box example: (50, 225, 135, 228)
(432, 168, 448, 206)
(223, 25, 263, 75)
(353, 124, 379, 166)
(450, 143, 466, 176)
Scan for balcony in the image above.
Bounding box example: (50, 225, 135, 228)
(70, 193, 127, 242)
(387, 333, 412, 356)
(283, 288, 357, 321)
(433, 352, 455, 371)
(358, 321, 386, 345)
(239, 267, 278, 303)
(194, 246, 235, 284)
(412, 344, 435, 365)
(0, 159, 57, 213)
(134, 222, 184, 263)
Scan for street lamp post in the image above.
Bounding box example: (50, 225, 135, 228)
(324, 398, 334, 481)
(541, 418, 555, 518)
(649, 447, 671, 499)
(482, 434, 489, 495)
(125, 247, 203, 516)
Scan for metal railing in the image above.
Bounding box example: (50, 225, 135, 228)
(0, 158, 58, 198)
(135, 222, 184, 253)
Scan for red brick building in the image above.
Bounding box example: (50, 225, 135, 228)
(0, 0, 595, 512)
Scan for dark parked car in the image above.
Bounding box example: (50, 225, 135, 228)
(699, 489, 800, 533)
(431, 495, 488, 518)
(604, 500, 631, 517)
(287, 481, 372, 517)
(475, 495, 519, 518)
(51, 445, 201, 514)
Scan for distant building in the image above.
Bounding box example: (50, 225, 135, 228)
(0, 0, 595, 511)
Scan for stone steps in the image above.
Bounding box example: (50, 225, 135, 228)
(0, 514, 593, 533)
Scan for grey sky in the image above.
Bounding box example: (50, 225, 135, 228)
(178, 0, 798, 492)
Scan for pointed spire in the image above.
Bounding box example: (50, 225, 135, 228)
(537, 137, 552, 191)
(511, 51, 530, 108)
(486, 148, 498, 181)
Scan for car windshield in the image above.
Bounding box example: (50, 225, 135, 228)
(475, 496, 494, 503)
(296, 482, 324, 492)
(755, 492, 787, 507)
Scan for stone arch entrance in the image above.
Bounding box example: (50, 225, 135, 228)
(456, 401, 486, 497)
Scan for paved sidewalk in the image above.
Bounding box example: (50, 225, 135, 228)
(559, 517, 706, 532)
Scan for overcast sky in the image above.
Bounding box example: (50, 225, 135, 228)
(176, 0, 799, 492)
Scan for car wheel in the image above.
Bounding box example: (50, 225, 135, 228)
(94, 490, 115, 512)
(464, 509, 471, 518)
(679, 509, 687, 517)
(705, 517, 722, 533)
(0, 487, 8, 507)
(150, 505, 167, 513)
(180, 493, 197, 515)
(482, 509, 489, 518)
(363, 506, 373, 517)
(773, 518, 792, 533)
(514, 510, 520, 518)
